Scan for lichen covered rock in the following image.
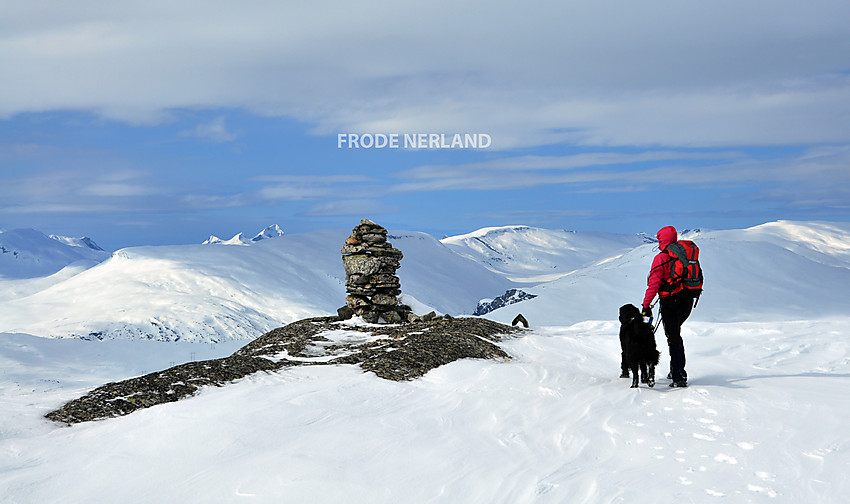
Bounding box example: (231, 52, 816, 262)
(46, 316, 521, 424)
(340, 219, 411, 323)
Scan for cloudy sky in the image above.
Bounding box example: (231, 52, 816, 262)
(2, 0, 849, 249)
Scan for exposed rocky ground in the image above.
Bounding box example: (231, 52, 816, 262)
(46, 315, 520, 424)
(474, 288, 538, 316)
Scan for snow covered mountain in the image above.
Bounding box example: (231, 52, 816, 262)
(202, 232, 252, 246)
(2, 220, 849, 503)
(47, 234, 105, 251)
(251, 224, 284, 241)
(2, 220, 850, 341)
(0, 229, 510, 342)
(203, 224, 285, 246)
(0, 229, 109, 280)
(441, 225, 649, 283)
(482, 221, 850, 326)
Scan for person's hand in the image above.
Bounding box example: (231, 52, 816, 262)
(641, 306, 653, 319)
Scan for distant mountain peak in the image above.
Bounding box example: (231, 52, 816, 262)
(49, 234, 105, 251)
(252, 224, 285, 242)
(1, 228, 109, 279)
(203, 232, 251, 246)
(635, 232, 656, 244)
(202, 225, 283, 246)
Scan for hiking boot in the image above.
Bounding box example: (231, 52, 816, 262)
(669, 380, 688, 388)
(620, 370, 630, 379)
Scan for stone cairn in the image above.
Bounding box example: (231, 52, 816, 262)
(338, 220, 414, 324)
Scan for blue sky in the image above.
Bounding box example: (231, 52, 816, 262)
(2, 1, 849, 250)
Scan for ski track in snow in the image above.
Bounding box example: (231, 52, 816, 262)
(1, 318, 848, 503)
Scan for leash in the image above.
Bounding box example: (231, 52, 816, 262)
(647, 299, 661, 334)
(649, 298, 661, 328)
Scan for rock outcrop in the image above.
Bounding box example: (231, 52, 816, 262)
(474, 288, 538, 316)
(45, 316, 520, 424)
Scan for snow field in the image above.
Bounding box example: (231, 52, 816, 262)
(1, 220, 849, 502)
(1, 317, 848, 503)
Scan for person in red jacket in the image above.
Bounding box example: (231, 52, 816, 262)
(642, 225, 692, 387)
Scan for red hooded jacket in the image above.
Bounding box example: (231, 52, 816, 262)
(642, 226, 678, 309)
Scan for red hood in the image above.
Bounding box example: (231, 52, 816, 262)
(657, 226, 678, 250)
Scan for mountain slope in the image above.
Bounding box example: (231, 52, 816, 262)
(2, 220, 849, 341)
(0, 230, 510, 342)
(1, 220, 849, 503)
(441, 225, 649, 283)
(484, 221, 850, 326)
(0, 229, 109, 280)
(1, 316, 847, 503)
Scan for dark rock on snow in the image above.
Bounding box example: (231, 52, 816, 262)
(46, 315, 520, 424)
(474, 288, 537, 316)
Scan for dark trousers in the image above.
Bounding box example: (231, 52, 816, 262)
(660, 295, 693, 382)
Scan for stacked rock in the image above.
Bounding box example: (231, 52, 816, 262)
(339, 220, 413, 323)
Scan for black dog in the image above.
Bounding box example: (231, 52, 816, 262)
(618, 304, 660, 388)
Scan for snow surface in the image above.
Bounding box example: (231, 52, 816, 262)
(0, 229, 509, 342)
(202, 233, 252, 246)
(0, 229, 109, 280)
(441, 225, 648, 283)
(480, 222, 850, 326)
(1, 220, 849, 502)
(251, 224, 285, 241)
(203, 224, 285, 246)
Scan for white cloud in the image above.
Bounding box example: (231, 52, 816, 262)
(299, 199, 398, 217)
(2, 1, 849, 147)
(257, 184, 335, 201)
(255, 174, 380, 202)
(180, 117, 236, 143)
(389, 150, 745, 192)
(386, 145, 850, 211)
(82, 183, 155, 197)
(0, 169, 172, 215)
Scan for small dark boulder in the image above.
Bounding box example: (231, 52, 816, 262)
(511, 313, 529, 328)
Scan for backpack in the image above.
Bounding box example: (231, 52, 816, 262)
(661, 240, 703, 300)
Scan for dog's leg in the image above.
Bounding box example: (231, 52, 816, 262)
(640, 363, 648, 384)
(647, 363, 656, 388)
(630, 364, 639, 388)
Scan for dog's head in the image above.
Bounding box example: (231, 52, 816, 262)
(619, 303, 641, 325)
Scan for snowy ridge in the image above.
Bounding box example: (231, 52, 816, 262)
(441, 225, 648, 283)
(48, 234, 105, 251)
(2, 220, 850, 341)
(252, 224, 285, 241)
(483, 221, 850, 326)
(1, 220, 849, 502)
(203, 224, 285, 245)
(202, 232, 251, 246)
(0, 230, 509, 342)
(0, 229, 109, 280)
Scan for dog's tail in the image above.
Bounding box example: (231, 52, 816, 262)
(652, 349, 660, 366)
